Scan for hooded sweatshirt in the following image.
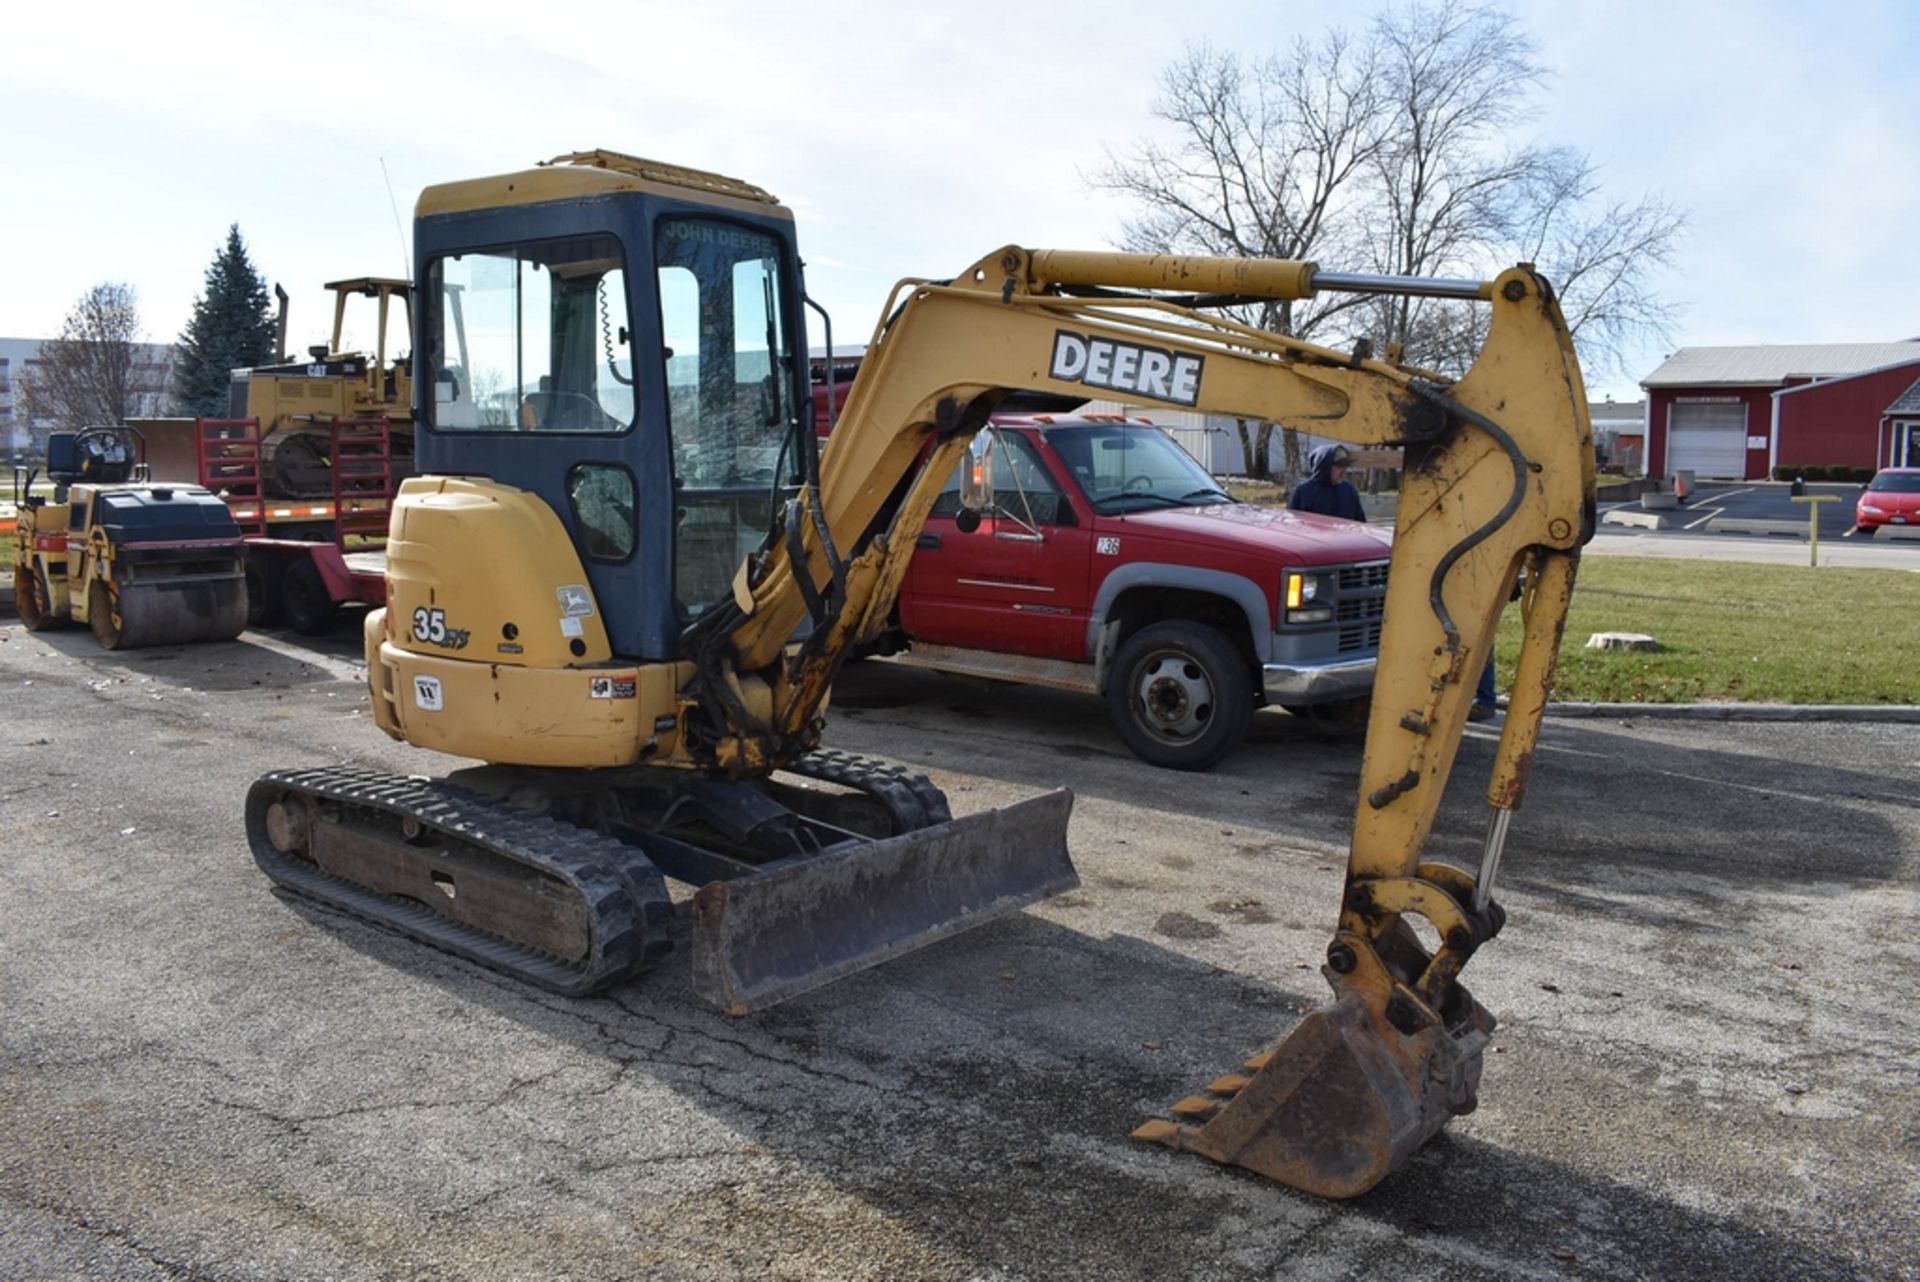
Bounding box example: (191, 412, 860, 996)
(1286, 444, 1366, 521)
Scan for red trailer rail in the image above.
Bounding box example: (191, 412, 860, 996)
(196, 417, 395, 634)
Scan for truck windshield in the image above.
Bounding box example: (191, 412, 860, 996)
(1046, 424, 1231, 514)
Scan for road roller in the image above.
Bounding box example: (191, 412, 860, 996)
(11, 427, 247, 649)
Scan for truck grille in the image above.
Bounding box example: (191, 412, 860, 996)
(1337, 562, 1390, 593)
(1337, 596, 1386, 650)
(1331, 559, 1389, 653)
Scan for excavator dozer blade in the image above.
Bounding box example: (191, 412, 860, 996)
(1134, 988, 1495, 1199)
(689, 788, 1077, 1014)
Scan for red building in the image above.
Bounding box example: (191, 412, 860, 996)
(1640, 343, 1920, 480)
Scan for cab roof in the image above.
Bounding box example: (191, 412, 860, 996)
(416, 150, 791, 222)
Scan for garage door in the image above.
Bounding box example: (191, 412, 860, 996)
(1667, 403, 1749, 478)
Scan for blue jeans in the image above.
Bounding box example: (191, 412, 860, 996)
(1476, 652, 1497, 708)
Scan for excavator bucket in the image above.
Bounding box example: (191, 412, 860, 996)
(688, 788, 1077, 1014)
(1134, 984, 1495, 1199)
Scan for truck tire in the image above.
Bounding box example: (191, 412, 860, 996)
(281, 559, 339, 636)
(1107, 620, 1254, 771)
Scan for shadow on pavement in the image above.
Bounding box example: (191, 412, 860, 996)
(259, 883, 1880, 1281)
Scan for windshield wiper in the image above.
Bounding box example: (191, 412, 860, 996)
(1180, 487, 1233, 503)
(1094, 493, 1184, 513)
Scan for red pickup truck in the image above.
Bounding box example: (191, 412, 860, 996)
(866, 414, 1392, 770)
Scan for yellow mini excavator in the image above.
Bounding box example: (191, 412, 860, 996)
(246, 151, 1593, 1199)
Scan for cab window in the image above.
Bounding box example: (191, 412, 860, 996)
(427, 234, 632, 432)
(655, 217, 799, 618)
(930, 429, 1071, 526)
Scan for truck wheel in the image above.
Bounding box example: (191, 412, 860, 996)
(246, 550, 284, 627)
(1107, 620, 1254, 771)
(281, 560, 338, 636)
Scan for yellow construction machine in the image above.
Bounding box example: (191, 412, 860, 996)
(236, 277, 414, 496)
(246, 151, 1593, 1199)
(12, 427, 248, 648)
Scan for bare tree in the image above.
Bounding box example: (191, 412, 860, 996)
(1361, 3, 1683, 377)
(1099, 2, 1685, 473)
(21, 283, 146, 434)
(1096, 36, 1393, 478)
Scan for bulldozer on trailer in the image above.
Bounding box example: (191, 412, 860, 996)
(246, 151, 1594, 1199)
(11, 427, 248, 649)
(232, 277, 415, 498)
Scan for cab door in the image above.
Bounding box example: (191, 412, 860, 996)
(900, 428, 1093, 659)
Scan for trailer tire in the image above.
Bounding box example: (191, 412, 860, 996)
(246, 551, 284, 628)
(1107, 620, 1254, 771)
(282, 560, 338, 636)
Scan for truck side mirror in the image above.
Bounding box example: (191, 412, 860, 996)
(959, 432, 995, 527)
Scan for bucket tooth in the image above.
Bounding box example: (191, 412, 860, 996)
(1131, 1118, 1181, 1145)
(1134, 990, 1496, 1199)
(1243, 1051, 1275, 1072)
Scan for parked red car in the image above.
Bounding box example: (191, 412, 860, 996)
(1856, 468, 1920, 530)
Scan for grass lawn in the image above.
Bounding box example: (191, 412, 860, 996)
(1498, 555, 1920, 704)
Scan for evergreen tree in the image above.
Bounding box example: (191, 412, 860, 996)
(171, 225, 278, 416)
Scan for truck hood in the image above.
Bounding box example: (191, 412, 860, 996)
(1097, 503, 1392, 563)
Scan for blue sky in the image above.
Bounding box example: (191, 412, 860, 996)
(5, 0, 1916, 402)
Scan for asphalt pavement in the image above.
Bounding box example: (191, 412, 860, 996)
(2, 623, 1916, 1281)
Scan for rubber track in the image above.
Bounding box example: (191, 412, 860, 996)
(247, 765, 673, 996)
(786, 748, 952, 833)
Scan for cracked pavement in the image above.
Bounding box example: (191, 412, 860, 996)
(1, 622, 1916, 1281)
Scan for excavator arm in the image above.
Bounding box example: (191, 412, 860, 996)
(698, 245, 1594, 1197)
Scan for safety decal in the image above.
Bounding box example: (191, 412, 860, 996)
(589, 677, 637, 700)
(557, 585, 595, 617)
(560, 616, 585, 638)
(413, 675, 444, 712)
(1049, 329, 1203, 406)
(1096, 536, 1121, 556)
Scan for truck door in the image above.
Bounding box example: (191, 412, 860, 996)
(901, 428, 1093, 659)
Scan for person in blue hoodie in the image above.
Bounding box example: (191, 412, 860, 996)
(1287, 444, 1367, 521)
(1288, 442, 1500, 720)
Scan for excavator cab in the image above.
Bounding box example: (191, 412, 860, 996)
(412, 164, 807, 656)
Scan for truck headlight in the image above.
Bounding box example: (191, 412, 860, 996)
(1284, 571, 1326, 609)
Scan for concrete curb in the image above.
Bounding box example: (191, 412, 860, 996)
(1543, 701, 1920, 723)
(1601, 508, 1677, 530)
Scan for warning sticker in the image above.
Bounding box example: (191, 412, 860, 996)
(413, 675, 444, 712)
(589, 677, 637, 700)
